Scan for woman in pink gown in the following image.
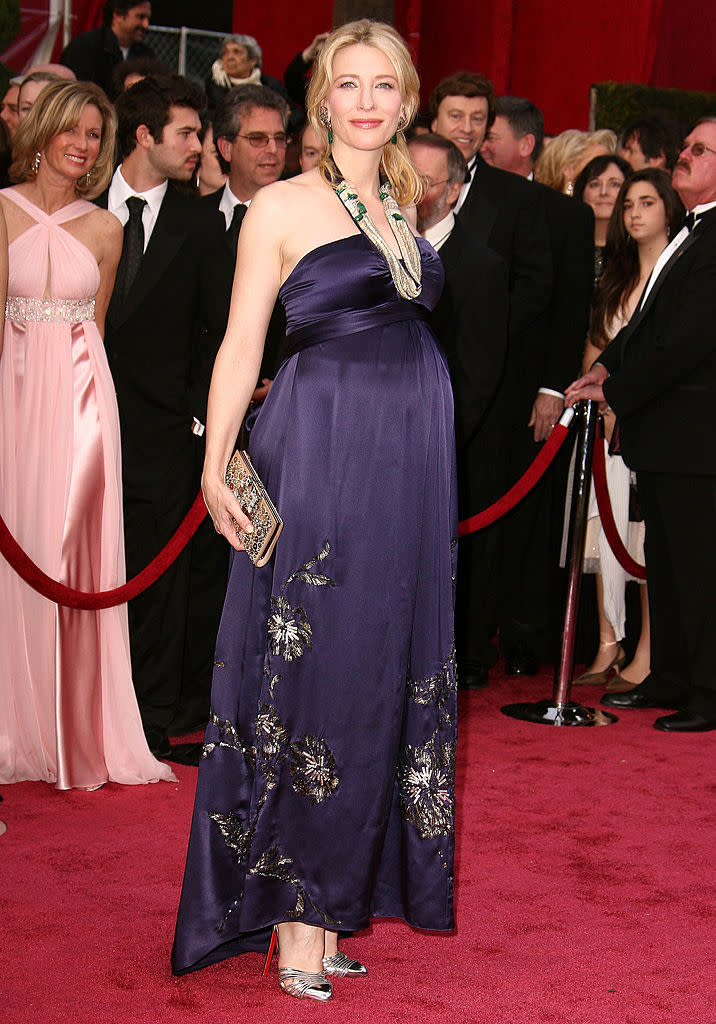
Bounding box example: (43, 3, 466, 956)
(0, 79, 174, 790)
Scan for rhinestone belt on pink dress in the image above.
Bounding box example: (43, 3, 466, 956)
(5, 296, 95, 323)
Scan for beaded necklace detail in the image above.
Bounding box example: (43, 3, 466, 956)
(334, 177, 422, 300)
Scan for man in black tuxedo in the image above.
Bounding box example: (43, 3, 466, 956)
(567, 116, 716, 732)
(61, 1, 154, 96)
(409, 134, 508, 682)
(429, 73, 553, 684)
(101, 75, 221, 762)
(480, 96, 594, 674)
(201, 84, 289, 395)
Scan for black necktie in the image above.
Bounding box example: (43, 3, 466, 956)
(227, 202, 247, 254)
(116, 196, 147, 302)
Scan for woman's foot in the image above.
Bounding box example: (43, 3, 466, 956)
(277, 921, 325, 974)
(610, 658, 649, 686)
(274, 923, 332, 1001)
(574, 641, 625, 684)
(322, 931, 367, 977)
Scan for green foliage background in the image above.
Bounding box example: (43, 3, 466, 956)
(593, 82, 716, 133)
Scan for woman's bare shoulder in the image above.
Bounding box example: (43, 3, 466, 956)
(88, 205, 122, 237)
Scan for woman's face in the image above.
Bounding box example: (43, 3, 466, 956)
(583, 161, 626, 222)
(43, 104, 103, 184)
(222, 42, 257, 79)
(325, 44, 404, 154)
(622, 181, 668, 246)
(198, 123, 226, 194)
(18, 79, 49, 122)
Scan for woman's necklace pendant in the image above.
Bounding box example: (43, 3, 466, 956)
(335, 179, 422, 300)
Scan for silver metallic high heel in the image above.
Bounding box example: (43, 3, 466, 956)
(278, 967, 333, 1001)
(263, 925, 333, 1002)
(322, 952, 367, 977)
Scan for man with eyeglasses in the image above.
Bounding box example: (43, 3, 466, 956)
(566, 116, 716, 733)
(204, 85, 289, 393)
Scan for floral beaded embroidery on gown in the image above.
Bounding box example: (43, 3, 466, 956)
(0, 188, 175, 789)
(172, 233, 457, 975)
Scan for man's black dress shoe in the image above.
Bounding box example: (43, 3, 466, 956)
(653, 711, 716, 732)
(601, 690, 680, 710)
(503, 647, 538, 677)
(460, 669, 489, 690)
(166, 742, 204, 766)
(146, 730, 172, 760)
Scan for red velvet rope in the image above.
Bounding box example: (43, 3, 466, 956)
(0, 492, 208, 610)
(591, 434, 647, 580)
(0, 415, 576, 605)
(458, 421, 571, 537)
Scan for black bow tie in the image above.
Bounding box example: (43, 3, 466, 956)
(684, 211, 697, 232)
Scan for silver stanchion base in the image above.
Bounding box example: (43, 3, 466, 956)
(501, 700, 618, 726)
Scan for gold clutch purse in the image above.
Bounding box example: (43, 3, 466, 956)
(225, 450, 283, 566)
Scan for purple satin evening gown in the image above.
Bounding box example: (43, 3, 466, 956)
(172, 233, 457, 975)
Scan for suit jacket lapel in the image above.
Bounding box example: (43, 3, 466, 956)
(616, 223, 706, 358)
(456, 157, 497, 244)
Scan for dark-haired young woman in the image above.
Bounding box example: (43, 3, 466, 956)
(574, 169, 684, 689)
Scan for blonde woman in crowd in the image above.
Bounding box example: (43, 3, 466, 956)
(535, 127, 617, 194)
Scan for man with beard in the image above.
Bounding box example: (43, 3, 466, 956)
(567, 117, 716, 732)
(100, 75, 219, 762)
(409, 134, 507, 671)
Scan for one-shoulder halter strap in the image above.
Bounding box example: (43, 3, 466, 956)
(4, 188, 94, 226)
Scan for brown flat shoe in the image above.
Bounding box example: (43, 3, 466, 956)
(573, 645, 626, 685)
(605, 673, 640, 693)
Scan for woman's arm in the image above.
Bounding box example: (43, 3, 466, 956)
(202, 186, 286, 551)
(0, 203, 7, 359)
(93, 211, 123, 338)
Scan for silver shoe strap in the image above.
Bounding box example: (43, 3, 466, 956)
(278, 967, 332, 999)
(322, 952, 366, 976)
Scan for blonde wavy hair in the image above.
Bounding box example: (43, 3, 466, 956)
(534, 128, 617, 192)
(10, 79, 117, 200)
(306, 19, 424, 207)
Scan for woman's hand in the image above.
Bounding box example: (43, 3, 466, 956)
(202, 468, 254, 552)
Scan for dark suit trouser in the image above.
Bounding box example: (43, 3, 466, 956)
(498, 422, 553, 654)
(174, 439, 229, 732)
(123, 459, 195, 745)
(637, 470, 716, 716)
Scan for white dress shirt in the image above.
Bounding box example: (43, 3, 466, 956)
(108, 166, 168, 251)
(218, 182, 252, 230)
(422, 210, 455, 252)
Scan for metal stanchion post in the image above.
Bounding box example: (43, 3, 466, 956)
(502, 400, 618, 726)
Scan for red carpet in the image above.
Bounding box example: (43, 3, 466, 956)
(1, 667, 714, 1024)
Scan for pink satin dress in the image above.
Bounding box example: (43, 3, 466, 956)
(0, 188, 175, 789)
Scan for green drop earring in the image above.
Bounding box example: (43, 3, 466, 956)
(328, 126, 333, 144)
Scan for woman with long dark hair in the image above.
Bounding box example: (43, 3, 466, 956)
(574, 168, 684, 689)
(574, 153, 632, 284)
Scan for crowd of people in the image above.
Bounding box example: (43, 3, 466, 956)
(0, 0, 715, 1003)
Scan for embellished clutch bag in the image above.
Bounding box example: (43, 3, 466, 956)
(225, 450, 283, 566)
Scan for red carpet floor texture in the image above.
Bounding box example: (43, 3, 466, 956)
(1, 668, 714, 1024)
